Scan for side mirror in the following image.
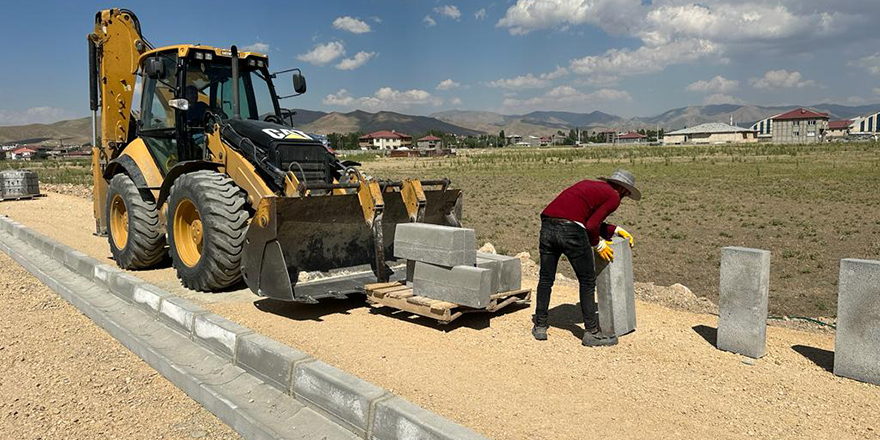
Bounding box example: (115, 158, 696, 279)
(145, 58, 166, 79)
(292, 73, 307, 94)
(168, 99, 190, 111)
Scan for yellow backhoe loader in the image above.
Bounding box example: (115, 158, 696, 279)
(87, 9, 462, 302)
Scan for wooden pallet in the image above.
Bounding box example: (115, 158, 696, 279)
(1, 193, 46, 202)
(364, 281, 531, 324)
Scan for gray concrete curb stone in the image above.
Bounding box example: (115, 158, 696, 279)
(235, 333, 311, 393)
(131, 284, 172, 316)
(294, 360, 389, 437)
(193, 313, 253, 360)
(372, 396, 488, 440)
(159, 296, 205, 336)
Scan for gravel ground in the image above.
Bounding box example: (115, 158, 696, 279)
(2, 191, 878, 440)
(0, 252, 240, 440)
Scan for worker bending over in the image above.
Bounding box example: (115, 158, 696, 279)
(532, 169, 640, 346)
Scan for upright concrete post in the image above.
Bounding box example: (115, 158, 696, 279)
(834, 258, 880, 385)
(717, 247, 771, 359)
(595, 237, 636, 337)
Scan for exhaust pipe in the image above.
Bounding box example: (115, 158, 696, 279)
(231, 45, 241, 119)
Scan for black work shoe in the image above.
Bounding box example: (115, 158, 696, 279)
(532, 325, 548, 341)
(582, 328, 618, 347)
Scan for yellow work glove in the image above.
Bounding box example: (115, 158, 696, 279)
(615, 226, 634, 248)
(594, 240, 615, 262)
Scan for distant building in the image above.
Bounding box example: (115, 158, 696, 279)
(750, 114, 780, 140)
(416, 135, 443, 149)
(539, 136, 552, 146)
(662, 123, 757, 145)
(850, 111, 880, 135)
(616, 131, 647, 144)
(358, 130, 413, 150)
(771, 108, 828, 144)
(505, 134, 523, 146)
(827, 120, 854, 138)
(7, 147, 40, 160)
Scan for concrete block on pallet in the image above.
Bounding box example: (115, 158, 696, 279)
(394, 223, 476, 267)
(412, 262, 492, 308)
(834, 259, 880, 385)
(595, 237, 636, 337)
(193, 313, 252, 359)
(476, 257, 502, 294)
(371, 396, 489, 440)
(717, 246, 771, 359)
(406, 260, 416, 286)
(235, 333, 310, 392)
(293, 360, 387, 437)
(158, 296, 204, 335)
(477, 251, 522, 292)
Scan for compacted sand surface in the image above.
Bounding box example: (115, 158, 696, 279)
(2, 192, 879, 440)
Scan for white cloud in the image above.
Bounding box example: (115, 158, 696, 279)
(434, 5, 462, 20)
(242, 42, 270, 52)
(423, 15, 437, 27)
(501, 86, 631, 113)
(488, 74, 550, 90)
(323, 88, 443, 111)
(541, 66, 569, 80)
(335, 51, 377, 70)
(487, 67, 570, 90)
(686, 75, 739, 93)
(333, 16, 371, 34)
(570, 38, 724, 77)
(370, 16, 382, 24)
(850, 53, 880, 75)
(436, 79, 461, 90)
(297, 41, 345, 66)
(703, 93, 744, 105)
(874, 87, 880, 96)
(574, 75, 619, 87)
(842, 96, 868, 105)
(450, 97, 463, 106)
(497, 0, 643, 35)
(749, 69, 815, 89)
(0, 107, 78, 126)
(475, 8, 487, 20)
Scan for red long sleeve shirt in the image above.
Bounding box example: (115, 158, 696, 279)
(541, 180, 619, 246)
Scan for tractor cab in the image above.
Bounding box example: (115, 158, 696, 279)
(136, 45, 306, 172)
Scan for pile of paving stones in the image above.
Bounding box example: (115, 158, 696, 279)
(394, 223, 521, 308)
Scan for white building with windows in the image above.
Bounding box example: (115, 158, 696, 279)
(850, 111, 880, 135)
(750, 114, 780, 140)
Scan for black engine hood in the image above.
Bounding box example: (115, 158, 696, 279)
(223, 119, 325, 149)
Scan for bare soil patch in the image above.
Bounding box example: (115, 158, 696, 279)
(0, 253, 240, 440)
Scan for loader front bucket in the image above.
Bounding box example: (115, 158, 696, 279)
(241, 187, 462, 302)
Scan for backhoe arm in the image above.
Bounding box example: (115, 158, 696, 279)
(88, 8, 150, 233)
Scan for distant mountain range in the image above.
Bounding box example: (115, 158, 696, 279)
(2, 103, 878, 146)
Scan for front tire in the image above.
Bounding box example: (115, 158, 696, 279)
(166, 170, 249, 291)
(106, 174, 167, 269)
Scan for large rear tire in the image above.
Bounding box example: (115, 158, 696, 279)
(106, 174, 167, 269)
(166, 170, 249, 291)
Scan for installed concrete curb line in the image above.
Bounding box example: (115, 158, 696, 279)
(0, 216, 489, 440)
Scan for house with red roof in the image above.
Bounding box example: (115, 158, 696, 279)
(6, 147, 41, 160)
(616, 131, 648, 145)
(826, 120, 853, 138)
(358, 130, 413, 150)
(770, 108, 829, 143)
(416, 135, 443, 149)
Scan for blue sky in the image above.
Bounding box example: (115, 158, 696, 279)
(1, 0, 879, 125)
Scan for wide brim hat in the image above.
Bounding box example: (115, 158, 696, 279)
(599, 169, 641, 201)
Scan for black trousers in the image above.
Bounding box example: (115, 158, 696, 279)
(534, 218, 598, 329)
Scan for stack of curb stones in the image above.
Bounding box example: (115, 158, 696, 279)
(395, 222, 521, 309)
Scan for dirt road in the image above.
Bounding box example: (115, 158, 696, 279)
(0, 251, 241, 440)
(3, 192, 879, 440)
